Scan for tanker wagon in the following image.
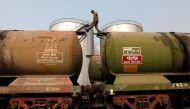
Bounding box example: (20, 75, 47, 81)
(0, 30, 82, 109)
(89, 32, 190, 109)
(1, 30, 190, 109)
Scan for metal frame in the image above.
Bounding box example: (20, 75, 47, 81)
(112, 94, 169, 109)
(10, 97, 73, 109)
(0, 86, 81, 94)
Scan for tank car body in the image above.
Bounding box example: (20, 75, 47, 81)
(103, 32, 184, 74)
(0, 30, 82, 76)
(90, 32, 190, 81)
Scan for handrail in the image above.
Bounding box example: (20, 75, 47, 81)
(101, 20, 143, 31)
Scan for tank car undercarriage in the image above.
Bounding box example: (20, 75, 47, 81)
(0, 75, 190, 109)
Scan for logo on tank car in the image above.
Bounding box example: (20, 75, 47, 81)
(123, 47, 141, 55)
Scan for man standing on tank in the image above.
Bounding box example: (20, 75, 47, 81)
(85, 10, 101, 33)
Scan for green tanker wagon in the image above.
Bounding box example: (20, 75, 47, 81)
(89, 32, 190, 109)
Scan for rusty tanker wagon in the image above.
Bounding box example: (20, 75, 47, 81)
(1, 28, 190, 108)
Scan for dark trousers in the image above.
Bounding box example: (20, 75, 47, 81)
(86, 21, 100, 32)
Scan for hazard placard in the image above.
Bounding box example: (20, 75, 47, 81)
(122, 55, 142, 64)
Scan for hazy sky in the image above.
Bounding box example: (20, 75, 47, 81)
(0, 0, 190, 32)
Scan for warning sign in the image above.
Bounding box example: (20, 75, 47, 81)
(122, 55, 142, 64)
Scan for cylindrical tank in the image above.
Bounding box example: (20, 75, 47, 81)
(101, 20, 143, 32)
(88, 55, 105, 83)
(102, 32, 184, 74)
(49, 18, 88, 31)
(0, 31, 82, 76)
(49, 18, 94, 85)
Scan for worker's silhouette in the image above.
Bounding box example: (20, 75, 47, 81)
(86, 10, 101, 33)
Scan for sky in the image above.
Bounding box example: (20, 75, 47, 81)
(0, 0, 190, 32)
